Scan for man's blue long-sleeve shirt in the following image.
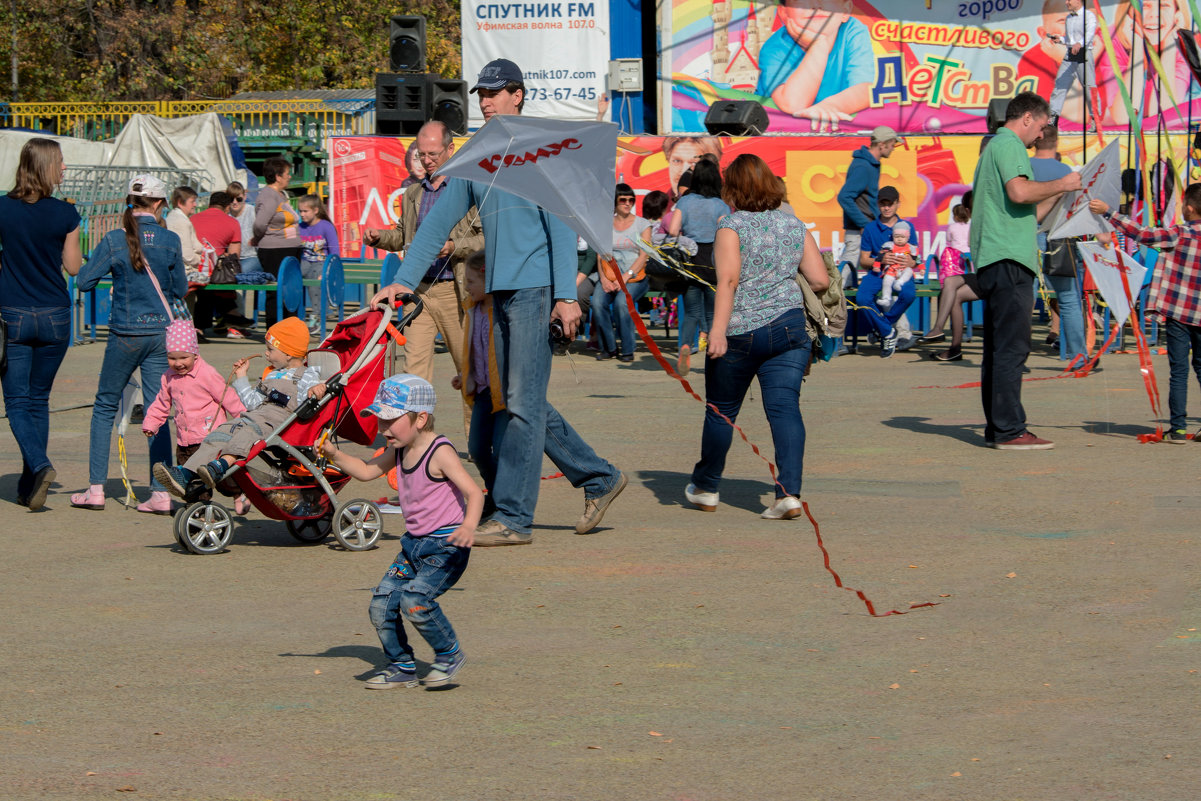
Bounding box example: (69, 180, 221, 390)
(387, 178, 577, 300)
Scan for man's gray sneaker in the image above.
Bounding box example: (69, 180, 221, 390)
(576, 471, 628, 534)
(473, 519, 532, 547)
(365, 664, 418, 689)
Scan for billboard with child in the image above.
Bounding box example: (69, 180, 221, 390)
(329, 132, 1189, 263)
(665, 0, 1201, 134)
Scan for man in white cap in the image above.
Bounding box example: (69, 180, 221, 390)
(371, 58, 627, 547)
(836, 125, 902, 280)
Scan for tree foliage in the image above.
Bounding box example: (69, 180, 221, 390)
(1, 0, 462, 101)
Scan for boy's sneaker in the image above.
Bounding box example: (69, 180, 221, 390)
(154, 463, 197, 498)
(365, 663, 418, 690)
(197, 459, 230, 489)
(1166, 429, 1189, 443)
(421, 651, 467, 687)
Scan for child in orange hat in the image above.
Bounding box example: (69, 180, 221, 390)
(154, 317, 326, 496)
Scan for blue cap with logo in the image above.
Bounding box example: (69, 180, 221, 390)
(470, 58, 523, 93)
(362, 373, 437, 420)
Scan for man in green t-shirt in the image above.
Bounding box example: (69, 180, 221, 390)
(971, 93, 1081, 450)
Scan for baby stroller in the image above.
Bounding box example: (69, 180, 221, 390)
(173, 297, 424, 555)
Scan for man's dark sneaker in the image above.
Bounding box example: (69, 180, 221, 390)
(473, 519, 532, 546)
(991, 432, 1054, 450)
(1166, 429, 1189, 443)
(881, 328, 898, 358)
(365, 663, 418, 690)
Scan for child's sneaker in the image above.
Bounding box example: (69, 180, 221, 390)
(365, 663, 418, 690)
(421, 650, 466, 687)
(197, 459, 230, 488)
(1166, 429, 1189, 443)
(154, 463, 196, 499)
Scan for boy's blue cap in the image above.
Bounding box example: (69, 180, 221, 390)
(362, 374, 436, 420)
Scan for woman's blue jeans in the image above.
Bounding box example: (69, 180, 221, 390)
(678, 283, 715, 348)
(691, 308, 813, 499)
(1, 306, 71, 497)
(370, 534, 470, 662)
(591, 278, 648, 357)
(1165, 317, 1201, 430)
(88, 333, 172, 490)
(1046, 272, 1086, 360)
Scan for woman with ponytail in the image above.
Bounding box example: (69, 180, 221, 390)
(73, 175, 187, 514)
(0, 138, 83, 511)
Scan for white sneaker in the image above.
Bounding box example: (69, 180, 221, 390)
(684, 483, 718, 511)
(761, 496, 803, 520)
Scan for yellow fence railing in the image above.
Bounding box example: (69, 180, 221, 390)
(6, 99, 374, 142)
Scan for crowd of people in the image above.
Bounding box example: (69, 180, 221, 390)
(7, 62, 1201, 687)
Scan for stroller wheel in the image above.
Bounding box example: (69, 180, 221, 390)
(286, 514, 332, 544)
(179, 501, 234, 555)
(334, 499, 384, 551)
(172, 506, 189, 548)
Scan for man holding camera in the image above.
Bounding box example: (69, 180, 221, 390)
(372, 58, 626, 547)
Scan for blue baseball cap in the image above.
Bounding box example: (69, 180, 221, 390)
(362, 374, 437, 419)
(470, 59, 523, 93)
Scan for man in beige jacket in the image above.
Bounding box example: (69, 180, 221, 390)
(364, 121, 484, 381)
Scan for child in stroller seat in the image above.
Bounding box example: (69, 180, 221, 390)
(154, 317, 326, 497)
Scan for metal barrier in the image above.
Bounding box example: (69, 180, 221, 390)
(6, 99, 374, 142)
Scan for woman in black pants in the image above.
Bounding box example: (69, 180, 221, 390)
(252, 156, 302, 326)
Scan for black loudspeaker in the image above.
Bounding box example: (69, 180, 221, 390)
(389, 15, 426, 73)
(376, 73, 429, 136)
(987, 98, 1010, 134)
(704, 100, 768, 135)
(430, 79, 469, 135)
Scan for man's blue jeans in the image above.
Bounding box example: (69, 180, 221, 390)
(1, 306, 71, 498)
(691, 308, 813, 499)
(369, 533, 470, 662)
(856, 270, 915, 338)
(88, 333, 172, 490)
(491, 286, 620, 533)
(1164, 317, 1201, 431)
(591, 278, 648, 357)
(1046, 272, 1086, 360)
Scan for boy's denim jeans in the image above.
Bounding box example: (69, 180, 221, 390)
(1165, 317, 1201, 430)
(489, 286, 620, 534)
(691, 308, 812, 499)
(467, 390, 499, 492)
(88, 333, 172, 490)
(591, 278, 649, 357)
(1, 306, 71, 497)
(370, 533, 470, 662)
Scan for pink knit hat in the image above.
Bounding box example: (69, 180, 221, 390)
(165, 320, 199, 355)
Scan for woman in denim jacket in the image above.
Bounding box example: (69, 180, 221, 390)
(0, 138, 84, 511)
(72, 175, 187, 515)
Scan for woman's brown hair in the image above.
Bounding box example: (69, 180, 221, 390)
(7, 138, 63, 202)
(122, 191, 163, 272)
(721, 154, 784, 213)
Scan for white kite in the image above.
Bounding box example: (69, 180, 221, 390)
(1042, 139, 1122, 240)
(1077, 242, 1147, 328)
(435, 115, 619, 258)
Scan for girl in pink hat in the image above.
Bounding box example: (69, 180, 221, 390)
(139, 320, 249, 514)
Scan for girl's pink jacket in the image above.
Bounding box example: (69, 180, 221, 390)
(142, 356, 246, 446)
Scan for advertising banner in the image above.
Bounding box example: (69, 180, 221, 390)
(330, 132, 1188, 263)
(667, 0, 1201, 134)
(461, 0, 610, 127)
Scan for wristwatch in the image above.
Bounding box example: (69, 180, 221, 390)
(556, 298, 578, 304)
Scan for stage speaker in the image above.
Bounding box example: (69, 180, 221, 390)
(986, 98, 1010, 134)
(389, 15, 426, 73)
(704, 100, 768, 135)
(376, 73, 428, 136)
(430, 79, 469, 135)
(1121, 167, 1142, 197)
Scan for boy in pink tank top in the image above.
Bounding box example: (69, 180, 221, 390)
(321, 374, 483, 689)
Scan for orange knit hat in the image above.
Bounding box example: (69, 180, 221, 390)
(265, 317, 310, 358)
